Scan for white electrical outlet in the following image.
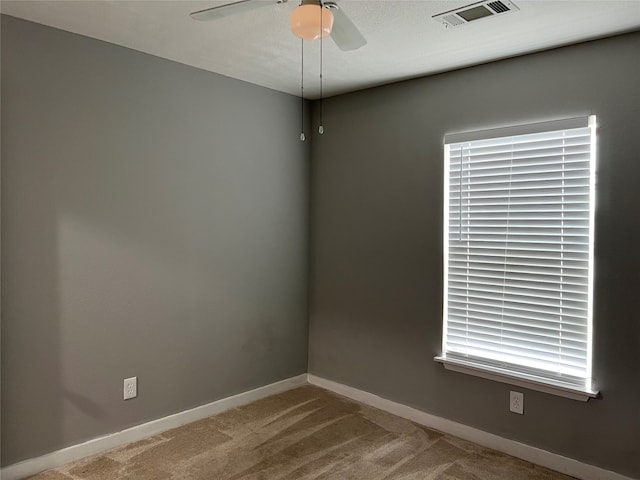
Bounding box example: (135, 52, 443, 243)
(124, 376, 137, 400)
(510, 390, 524, 414)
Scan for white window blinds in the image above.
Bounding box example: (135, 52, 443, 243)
(442, 116, 596, 392)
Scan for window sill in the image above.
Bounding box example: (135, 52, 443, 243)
(434, 356, 599, 402)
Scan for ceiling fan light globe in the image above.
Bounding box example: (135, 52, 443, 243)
(290, 4, 334, 41)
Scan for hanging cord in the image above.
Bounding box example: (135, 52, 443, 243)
(300, 37, 305, 141)
(499, 146, 514, 350)
(319, 2, 324, 134)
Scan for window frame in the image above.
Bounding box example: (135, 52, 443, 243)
(435, 116, 599, 401)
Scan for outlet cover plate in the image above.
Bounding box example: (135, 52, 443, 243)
(510, 390, 524, 414)
(124, 376, 137, 400)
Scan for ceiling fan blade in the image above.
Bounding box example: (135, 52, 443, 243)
(191, 0, 283, 21)
(326, 2, 366, 51)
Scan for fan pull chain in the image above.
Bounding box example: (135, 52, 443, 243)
(319, 3, 324, 135)
(300, 37, 305, 141)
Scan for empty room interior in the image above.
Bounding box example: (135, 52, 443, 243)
(1, 0, 640, 479)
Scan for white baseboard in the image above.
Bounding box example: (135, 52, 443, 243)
(1, 374, 307, 480)
(308, 374, 635, 480)
(4, 373, 633, 480)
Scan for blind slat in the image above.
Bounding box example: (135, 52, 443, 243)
(447, 318, 587, 339)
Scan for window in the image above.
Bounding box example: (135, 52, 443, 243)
(436, 116, 598, 401)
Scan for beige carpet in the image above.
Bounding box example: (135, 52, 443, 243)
(28, 385, 575, 480)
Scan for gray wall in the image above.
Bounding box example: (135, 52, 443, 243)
(1, 15, 309, 466)
(309, 33, 640, 478)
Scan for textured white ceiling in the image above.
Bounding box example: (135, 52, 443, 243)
(2, 0, 640, 98)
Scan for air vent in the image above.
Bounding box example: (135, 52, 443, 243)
(443, 14, 465, 27)
(433, 0, 519, 28)
(487, 1, 510, 13)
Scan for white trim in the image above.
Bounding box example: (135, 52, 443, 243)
(442, 141, 451, 358)
(307, 374, 634, 480)
(434, 355, 598, 401)
(586, 114, 598, 390)
(444, 115, 590, 144)
(0, 374, 307, 480)
(4, 373, 632, 480)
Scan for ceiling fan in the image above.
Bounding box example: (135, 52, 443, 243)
(190, 0, 367, 51)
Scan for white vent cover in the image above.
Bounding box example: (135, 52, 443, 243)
(434, 0, 519, 28)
